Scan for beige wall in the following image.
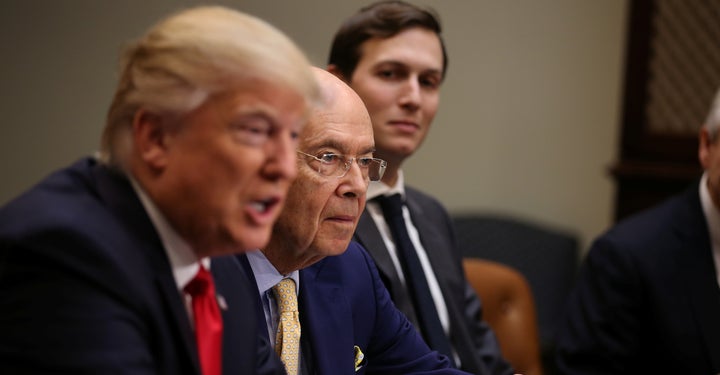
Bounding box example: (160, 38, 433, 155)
(0, 0, 627, 252)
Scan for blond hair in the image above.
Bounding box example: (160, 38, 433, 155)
(100, 6, 319, 168)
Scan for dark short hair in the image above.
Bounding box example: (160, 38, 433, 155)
(328, 0, 448, 81)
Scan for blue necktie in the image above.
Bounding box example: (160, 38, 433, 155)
(375, 194, 454, 360)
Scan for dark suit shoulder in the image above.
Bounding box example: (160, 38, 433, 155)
(311, 241, 382, 299)
(342, 241, 374, 264)
(0, 159, 194, 374)
(405, 185, 450, 216)
(0, 158, 160, 287)
(593, 186, 703, 259)
(1, 158, 107, 231)
(556, 184, 718, 374)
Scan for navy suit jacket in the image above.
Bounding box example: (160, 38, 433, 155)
(555, 184, 720, 374)
(0, 158, 282, 375)
(354, 186, 511, 375)
(239, 241, 471, 375)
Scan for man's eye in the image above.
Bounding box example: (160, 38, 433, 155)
(377, 68, 407, 80)
(378, 70, 396, 78)
(420, 75, 441, 89)
(318, 153, 340, 164)
(357, 157, 373, 167)
(232, 118, 273, 146)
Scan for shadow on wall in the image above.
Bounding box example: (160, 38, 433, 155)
(453, 213, 580, 375)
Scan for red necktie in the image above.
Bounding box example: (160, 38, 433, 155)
(184, 265, 223, 375)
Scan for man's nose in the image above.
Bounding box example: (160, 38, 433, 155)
(339, 159, 368, 198)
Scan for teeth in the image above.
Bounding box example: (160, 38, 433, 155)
(250, 201, 267, 213)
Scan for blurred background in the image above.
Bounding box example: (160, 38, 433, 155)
(7, 2, 718, 373)
(0, 0, 628, 253)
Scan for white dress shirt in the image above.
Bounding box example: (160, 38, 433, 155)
(699, 172, 720, 288)
(364, 171, 451, 336)
(130, 177, 209, 322)
(246, 250, 301, 348)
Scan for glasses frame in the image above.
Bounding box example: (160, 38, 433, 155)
(297, 150, 387, 181)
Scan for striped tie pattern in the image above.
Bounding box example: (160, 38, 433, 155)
(273, 278, 301, 375)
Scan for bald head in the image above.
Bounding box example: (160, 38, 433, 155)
(309, 67, 372, 130)
(295, 68, 374, 151)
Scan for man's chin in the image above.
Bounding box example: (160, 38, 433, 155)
(323, 238, 353, 257)
(228, 229, 273, 254)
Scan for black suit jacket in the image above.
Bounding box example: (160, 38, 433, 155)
(354, 186, 512, 375)
(0, 158, 282, 375)
(555, 183, 720, 374)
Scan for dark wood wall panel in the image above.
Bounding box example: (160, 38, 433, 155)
(612, 0, 720, 221)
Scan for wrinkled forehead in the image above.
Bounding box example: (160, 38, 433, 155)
(302, 111, 373, 153)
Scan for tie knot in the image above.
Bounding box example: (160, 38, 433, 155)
(184, 265, 211, 297)
(375, 193, 404, 217)
(273, 278, 298, 313)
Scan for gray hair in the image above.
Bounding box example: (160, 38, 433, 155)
(705, 88, 720, 140)
(100, 6, 319, 169)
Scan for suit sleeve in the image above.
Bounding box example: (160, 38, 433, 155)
(0, 229, 158, 374)
(440, 203, 512, 375)
(554, 236, 643, 374)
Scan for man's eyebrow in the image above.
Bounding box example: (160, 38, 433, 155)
(309, 139, 344, 152)
(360, 146, 376, 155)
(375, 60, 443, 76)
(308, 140, 375, 156)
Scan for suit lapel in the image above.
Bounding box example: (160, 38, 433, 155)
(213, 255, 263, 375)
(404, 193, 461, 320)
(155, 266, 201, 372)
(231, 254, 303, 375)
(234, 254, 269, 330)
(404, 191, 490, 373)
(300, 258, 355, 375)
(355, 212, 396, 280)
(404, 194, 458, 278)
(355, 211, 418, 325)
(674, 189, 720, 370)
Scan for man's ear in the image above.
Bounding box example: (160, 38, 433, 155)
(699, 126, 714, 169)
(132, 109, 170, 171)
(327, 64, 347, 82)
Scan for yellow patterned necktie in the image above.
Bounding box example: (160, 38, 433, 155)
(273, 278, 301, 375)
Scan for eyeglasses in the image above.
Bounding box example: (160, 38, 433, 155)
(297, 150, 387, 181)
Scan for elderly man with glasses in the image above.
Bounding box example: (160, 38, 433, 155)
(232, 67, 470, 375)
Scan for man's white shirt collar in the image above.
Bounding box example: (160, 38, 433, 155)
(129, 177, 207, 292)
(367, 169, 406, 200)
(246, 249, 300, 296)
